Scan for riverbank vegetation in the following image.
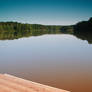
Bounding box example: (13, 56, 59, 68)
(0, 17, 92, 43)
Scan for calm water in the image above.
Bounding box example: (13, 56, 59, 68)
(0, 34, 92, 92)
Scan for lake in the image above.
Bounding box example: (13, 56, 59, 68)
(0, 34, 92, 92)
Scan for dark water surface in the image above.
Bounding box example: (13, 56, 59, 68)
(0, 34, 92, 92)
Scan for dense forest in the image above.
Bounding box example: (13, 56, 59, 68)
(74, 17, 92, 32)
(0, 22, 73, 40)
(73, 17, 92, 44)
(0, 17, 92, 44)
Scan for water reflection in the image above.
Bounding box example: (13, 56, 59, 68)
(0, 29, 92, 44)
(74, 32, 92, 44)
(0, 34, 92, 92)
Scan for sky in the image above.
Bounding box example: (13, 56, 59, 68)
(0, 0, 92, 25)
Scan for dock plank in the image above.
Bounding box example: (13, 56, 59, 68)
(0, 74, 69, 92)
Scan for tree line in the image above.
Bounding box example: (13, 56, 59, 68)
(0, 17, 92, 44)
(0, 22, 73, 40)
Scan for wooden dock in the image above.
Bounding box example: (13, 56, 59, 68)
(0, 74, 69, 92)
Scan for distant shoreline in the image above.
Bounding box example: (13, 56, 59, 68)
(0, 17, 92, 44)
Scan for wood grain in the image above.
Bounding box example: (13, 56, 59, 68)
(0, 74, 69, 92)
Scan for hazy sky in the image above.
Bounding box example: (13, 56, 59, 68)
(0, 0, 92, 25)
